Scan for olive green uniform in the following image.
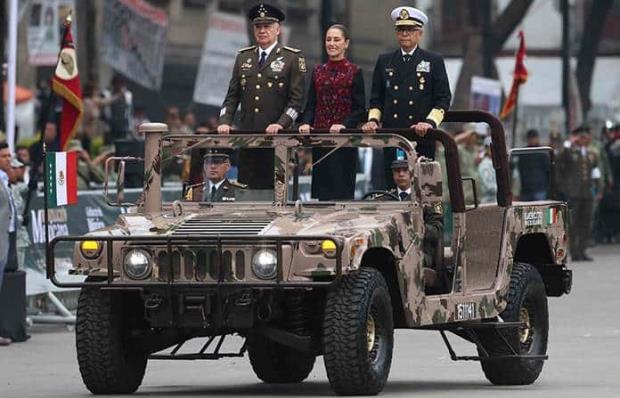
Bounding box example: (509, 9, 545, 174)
(557, 144, 600, 259)
(219, 44, 306, 189)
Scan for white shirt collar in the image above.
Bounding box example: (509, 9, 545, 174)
(401, 46, 417, 57)
(259, 41, 279, 59)
(397, 187, 411, 200)
(209, 179, 225, 192)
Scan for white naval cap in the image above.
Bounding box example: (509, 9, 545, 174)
(391, 6, 428, 28)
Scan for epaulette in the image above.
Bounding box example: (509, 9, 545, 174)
(230, 181, 248, 189)
(283, 46, 302, 54)
(238, 45, 257, 53)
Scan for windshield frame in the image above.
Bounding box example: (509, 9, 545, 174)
(161, 133, 418, 205)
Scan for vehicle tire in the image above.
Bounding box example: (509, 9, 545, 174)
(76, 286, 147, 394)
(247, 335, 316, 383)
(479, 262, 549, 385)
(323, 267, 394, 396)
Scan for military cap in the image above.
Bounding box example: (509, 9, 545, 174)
(391, 149, 409, 169)
(391, 6, 428, 28)
(248, 3, 285, 25)
(203, 148, 231, 162)
(571, 125, 591, 135)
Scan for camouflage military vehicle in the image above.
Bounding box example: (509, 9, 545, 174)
(48, 111, 572, 395)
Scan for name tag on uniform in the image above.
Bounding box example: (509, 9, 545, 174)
(416, 61, 430, 73)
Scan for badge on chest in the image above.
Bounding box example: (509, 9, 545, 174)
(271, 57, 285, 72)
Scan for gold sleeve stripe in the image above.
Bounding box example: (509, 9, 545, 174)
(368, 108, 382, 122)
(426, 108, 445, 127)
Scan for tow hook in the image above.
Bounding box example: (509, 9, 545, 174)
(144, 294, 164, 309)
(235, 292, 253, 307)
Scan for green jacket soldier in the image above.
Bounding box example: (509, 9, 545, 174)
(217, 3, 306, 189)
(362, 6, 451, 161)
(186, 149, 246, 202)
(557, 127, 600, 261)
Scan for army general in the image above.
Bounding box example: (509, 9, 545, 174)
(363, 6, 451, 181)
(217, 3, 306, 189)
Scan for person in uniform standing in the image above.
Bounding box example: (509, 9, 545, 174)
(362, 6, 451, 188)
(557, 126, 601, 261)
(298, 24, 366, 200)
(217, 3, 306, 189)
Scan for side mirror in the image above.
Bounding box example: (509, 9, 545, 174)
(104, 156, 144, 206)
(462, 177, 479, 211)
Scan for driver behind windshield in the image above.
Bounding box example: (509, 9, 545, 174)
(186, 149, 246, 202)
(378, 155, 447, 293)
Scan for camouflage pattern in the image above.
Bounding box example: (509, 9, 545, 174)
(64, 126, 570, 328)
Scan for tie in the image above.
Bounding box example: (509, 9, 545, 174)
(210, 185, 217, 201)
(403, 54, 412, 63)
(259, 51, 267, 67)
(399, 191, 408, 201)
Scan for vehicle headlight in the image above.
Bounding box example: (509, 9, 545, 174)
(252, 249, 277, 280)
(80, 240, 103, 259)
(321, 239, 338, 258)
(123, 249, 151, 280)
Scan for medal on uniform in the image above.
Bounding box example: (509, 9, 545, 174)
(299, 57, 307, 72)
(270, 57, 285, 72)
(241, 58, 253, 70)
(416, 60, 430, 72)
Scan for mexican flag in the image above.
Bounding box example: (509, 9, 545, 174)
(52, 16, 83, 151)
(546, 207, 559, 226)
(46, 152, 78, 207)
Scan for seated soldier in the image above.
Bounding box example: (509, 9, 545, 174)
(381, 157, 448, 294)
(186, 149, 246, 202)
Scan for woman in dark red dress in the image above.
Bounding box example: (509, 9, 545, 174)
(299, 24, 366, 200)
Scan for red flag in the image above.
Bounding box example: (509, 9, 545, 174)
(500, 31, 528, 120)
(52, 16, 83, 151)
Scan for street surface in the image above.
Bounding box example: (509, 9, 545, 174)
(2, 245, 620, 398)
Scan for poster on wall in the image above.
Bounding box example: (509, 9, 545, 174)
(193, 12, 248, 106)
(470, 76, 502, 116)
(100, 0, 169, 90)
(27, 0, 76, 66)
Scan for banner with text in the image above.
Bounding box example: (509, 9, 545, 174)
(100, 0, 168, 90)
(27, 0, 76, 66)
(193, 12, 248, 106)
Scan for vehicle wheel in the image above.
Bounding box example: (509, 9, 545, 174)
(323, 267, 394, 396)
(247, 335, 316, 383)
(479, 262, 549, 385)
(76, 286, 147, 394)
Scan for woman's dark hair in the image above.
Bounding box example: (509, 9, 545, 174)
(327, 24, 349, 40)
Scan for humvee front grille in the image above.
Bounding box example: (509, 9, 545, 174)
(172, 218, 273, 237)
(157, 248, 246, 282)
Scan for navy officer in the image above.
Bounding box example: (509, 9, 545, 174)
(362, 6, 451, 188)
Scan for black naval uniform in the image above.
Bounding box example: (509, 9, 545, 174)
(368, 48, 451, 188)
(219, 44, 306, 189)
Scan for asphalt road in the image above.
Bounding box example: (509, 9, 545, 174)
(3, 245, 620, 398)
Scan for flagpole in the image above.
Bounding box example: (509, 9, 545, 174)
(43, 142, 52, 279)
(511, 86, 520, 148)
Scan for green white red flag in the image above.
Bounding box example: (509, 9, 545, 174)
(52, 16, 83, 151)
(500, 31, 528, 120)
(46, 152, 78, 207)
